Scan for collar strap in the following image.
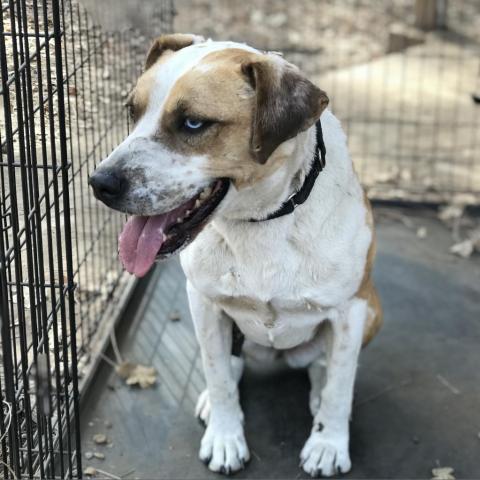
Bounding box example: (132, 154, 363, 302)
(249, 119, 326, 222)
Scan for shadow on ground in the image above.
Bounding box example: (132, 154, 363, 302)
(81, 207, 480, 479)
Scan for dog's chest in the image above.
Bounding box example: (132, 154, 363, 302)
(180, 223, 360, 349)
(217, 292, 331, 349)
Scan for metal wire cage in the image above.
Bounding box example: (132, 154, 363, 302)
(0, 0, 173, 478)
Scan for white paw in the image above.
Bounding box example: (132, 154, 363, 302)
(300, 430, 351, 477)
(199, 422, 250, 474)
(195, 388, 211, 425)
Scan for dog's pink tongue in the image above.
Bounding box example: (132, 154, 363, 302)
(119, 215, 170, 278)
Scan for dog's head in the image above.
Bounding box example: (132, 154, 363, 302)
(89, 34, 328, 277)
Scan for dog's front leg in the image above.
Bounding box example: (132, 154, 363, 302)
(187, 281, 249, 474)
(301, 298, 366, 477)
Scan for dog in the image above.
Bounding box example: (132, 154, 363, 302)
(89, 33, 383, 477)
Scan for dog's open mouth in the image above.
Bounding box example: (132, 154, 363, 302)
(118, 179, 229, 277)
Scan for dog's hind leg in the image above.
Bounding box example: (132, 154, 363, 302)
(195, 355, 244, 426)
(187, 281, 250, 474)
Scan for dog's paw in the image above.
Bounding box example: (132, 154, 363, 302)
(195, 388, 210, 426)
(300, 431, 351, 477)
(199, 423, 250, 474)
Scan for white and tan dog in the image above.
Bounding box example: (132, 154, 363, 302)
(90, 34, 382, 477)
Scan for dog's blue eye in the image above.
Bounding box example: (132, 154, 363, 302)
(184, 118, 204, 130)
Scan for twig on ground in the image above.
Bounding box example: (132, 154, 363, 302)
(120, 469, 136, 478)
(436, 375, 460, 395)
(355, 378, 413, 407)
(110, 331, 123, 364)
(95, 468, 122, 480)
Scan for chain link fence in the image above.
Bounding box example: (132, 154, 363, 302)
(0, 0, 173, 477)
(175, 0, 480, 203)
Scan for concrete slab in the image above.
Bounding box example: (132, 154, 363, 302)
(315, 39, 480, 201)
(80, 208, 480, 479)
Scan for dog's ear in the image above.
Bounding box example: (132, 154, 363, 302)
(145, 33, 205, 70)
(241, 55, 329, 164)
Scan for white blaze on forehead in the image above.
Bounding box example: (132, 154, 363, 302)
(131, 40, 260, 139)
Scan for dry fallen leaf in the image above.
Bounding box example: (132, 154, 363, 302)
(431, 467, 455, 480)
(93, 452, 105, 460)
(93, 433, 107, 445)
(416, 226, 427, 239)
(85, 451, 93, 460)
(450, 239, 474, 258)
(84, 466, 97, 476)
(374, 167, 400, 184)
(438, 204, 464, 223)
(116, 362, 157, 389)
(452, 227, 480, 256)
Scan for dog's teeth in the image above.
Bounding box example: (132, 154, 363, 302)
(200, 187, 212, 200)
(185, 210, 191, 216)
(195, 199, 201, 208)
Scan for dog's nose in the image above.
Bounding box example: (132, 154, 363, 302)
(89, 169, 125, 202)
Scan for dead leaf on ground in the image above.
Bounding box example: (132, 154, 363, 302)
(93, 433, 108, 444)
(116, 361, 157, 389)
(431, 467, 455, 480)
(84, 466, 97, 476)
(438, 204, 464, 223)
(93, 452, 105, 460)
(449, 228, 480, 258)
(416, 226, 427, 239)
(450, 239, 474, 258)
(374, 167, 400, 184)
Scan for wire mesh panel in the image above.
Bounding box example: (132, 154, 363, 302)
(0, 0, 173, 477)
(175, 0, 480, 203)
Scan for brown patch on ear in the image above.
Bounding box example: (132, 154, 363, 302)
(241, 56, 329, 164)
(145, 33, 204, 70)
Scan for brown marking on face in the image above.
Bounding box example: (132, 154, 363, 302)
(357, 193, 383, 346)
(157, 49, 274, 188)
(126, 34, 205, 123)
(156, 48, 327, 188)
(125, 66, 158, 123)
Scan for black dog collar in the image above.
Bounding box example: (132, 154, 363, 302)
(250, 119, 326, 222)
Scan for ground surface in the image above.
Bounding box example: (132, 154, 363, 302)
(80, 207, 480, 479)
